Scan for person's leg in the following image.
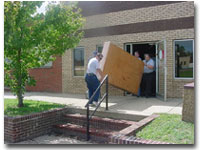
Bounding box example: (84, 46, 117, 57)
(149, 73, 153, 96)
(93, 76, 100, 102)
(145, 73, 153, 98)
(88, 88, 94, 104)
(143, 74, 147, 97)
(85, 74, 94, 104)
(144, 74, 149, 97)
(140, 75, 145, 96)
(87, 75, 100, 104)
(137, 87, 141, 97)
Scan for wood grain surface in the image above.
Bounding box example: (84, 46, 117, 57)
(99, 42, 144, 94)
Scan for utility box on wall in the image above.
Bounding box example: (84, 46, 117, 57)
(99, 42, 144, 94)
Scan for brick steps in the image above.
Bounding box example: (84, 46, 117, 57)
(53, 122, 116, 143)
(63, 113, 134, 131)
(54, 123, 115, 137)
(52, 113, 135, 143)
(52, 113, 164, 144)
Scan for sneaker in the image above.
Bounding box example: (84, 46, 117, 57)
(93, 101, 99, 107)
(90, 104, 96, 107)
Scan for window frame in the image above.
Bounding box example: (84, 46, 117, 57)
(124, 43, 133, 55)
(73, 46, 85, 77)
(173, 39, 194, 80)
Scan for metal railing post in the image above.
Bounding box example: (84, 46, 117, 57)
(106, 76, 108, 110)
(86, 105, 90, 141)
(85, 74, 109, 141)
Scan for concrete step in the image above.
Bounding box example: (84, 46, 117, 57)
(53, 123, 116, 143)
(66, 107, 147, 122)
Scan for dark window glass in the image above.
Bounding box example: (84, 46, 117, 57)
(96, 45, 103, 53)
(175, 40, 194, 78)
(126, 45, 131, 54)
(74, 47, 84, 76)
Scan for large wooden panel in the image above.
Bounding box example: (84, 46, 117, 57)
(99, 42, 144, 94)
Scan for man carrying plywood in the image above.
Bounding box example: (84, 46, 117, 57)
(85, 53, 104, 107)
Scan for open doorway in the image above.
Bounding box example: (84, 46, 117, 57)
(124, 42, 156, 97)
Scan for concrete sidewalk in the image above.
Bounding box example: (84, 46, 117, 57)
(4, 92, 183, 116)
(14, 134, 92, 144)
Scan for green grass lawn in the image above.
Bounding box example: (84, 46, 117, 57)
(4, 99, 66, 117)
(136, 114, 194, 144)
(179, 69, 193, 77)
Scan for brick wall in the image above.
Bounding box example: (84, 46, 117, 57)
(109, 134, 171, 144)
(4, 108, 68, 143)
(26, 56, 62, 93)
(62, 29, 194, 98)
(182, 83, 194, 123)
(83, 2, 194, 29)
(62, 1, 194, 98)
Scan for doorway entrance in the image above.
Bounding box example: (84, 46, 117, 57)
(124, 42, 156, 97)
(124, 40, 167, 101)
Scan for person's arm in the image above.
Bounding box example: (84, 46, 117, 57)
(144, 60, 154, 69)
(95, 60, 104, 81)
(146, 64, 154, 69)
(97, 69, 104, 81)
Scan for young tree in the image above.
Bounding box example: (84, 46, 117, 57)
(4, 1, 85, 107)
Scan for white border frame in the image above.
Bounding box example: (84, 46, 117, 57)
(173, 39, 194, 80)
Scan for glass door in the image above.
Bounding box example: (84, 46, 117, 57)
(124, 43, 133, 55)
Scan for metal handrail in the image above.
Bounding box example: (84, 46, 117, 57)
(85, 74, 108, 141)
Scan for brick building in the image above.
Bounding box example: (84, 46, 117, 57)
(27, 1, 194, 100)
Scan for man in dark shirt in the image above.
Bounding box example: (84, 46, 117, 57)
(141, 54, 154, 98)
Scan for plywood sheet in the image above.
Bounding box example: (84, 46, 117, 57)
(99, 42, 144, 94)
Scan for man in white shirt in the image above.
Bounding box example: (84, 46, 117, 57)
(85, 53, 104, 106)
(141, 54, 154, 98)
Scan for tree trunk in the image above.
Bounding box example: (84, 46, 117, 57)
(17, 91, 23, 107)
(17, 48, 24, 107)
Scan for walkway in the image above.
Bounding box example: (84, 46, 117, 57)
(4, 92, 182, 116)
(9, 134, 93, 144)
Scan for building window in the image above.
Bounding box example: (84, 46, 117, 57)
(174, 39, 194, 78)
(40, 61, 53, 68)
(74, 47, 84, 76)
(124, 44, 132, 55)
(96, 45, 103, 53)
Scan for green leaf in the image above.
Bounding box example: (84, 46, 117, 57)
(4, 1, 85, 107)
